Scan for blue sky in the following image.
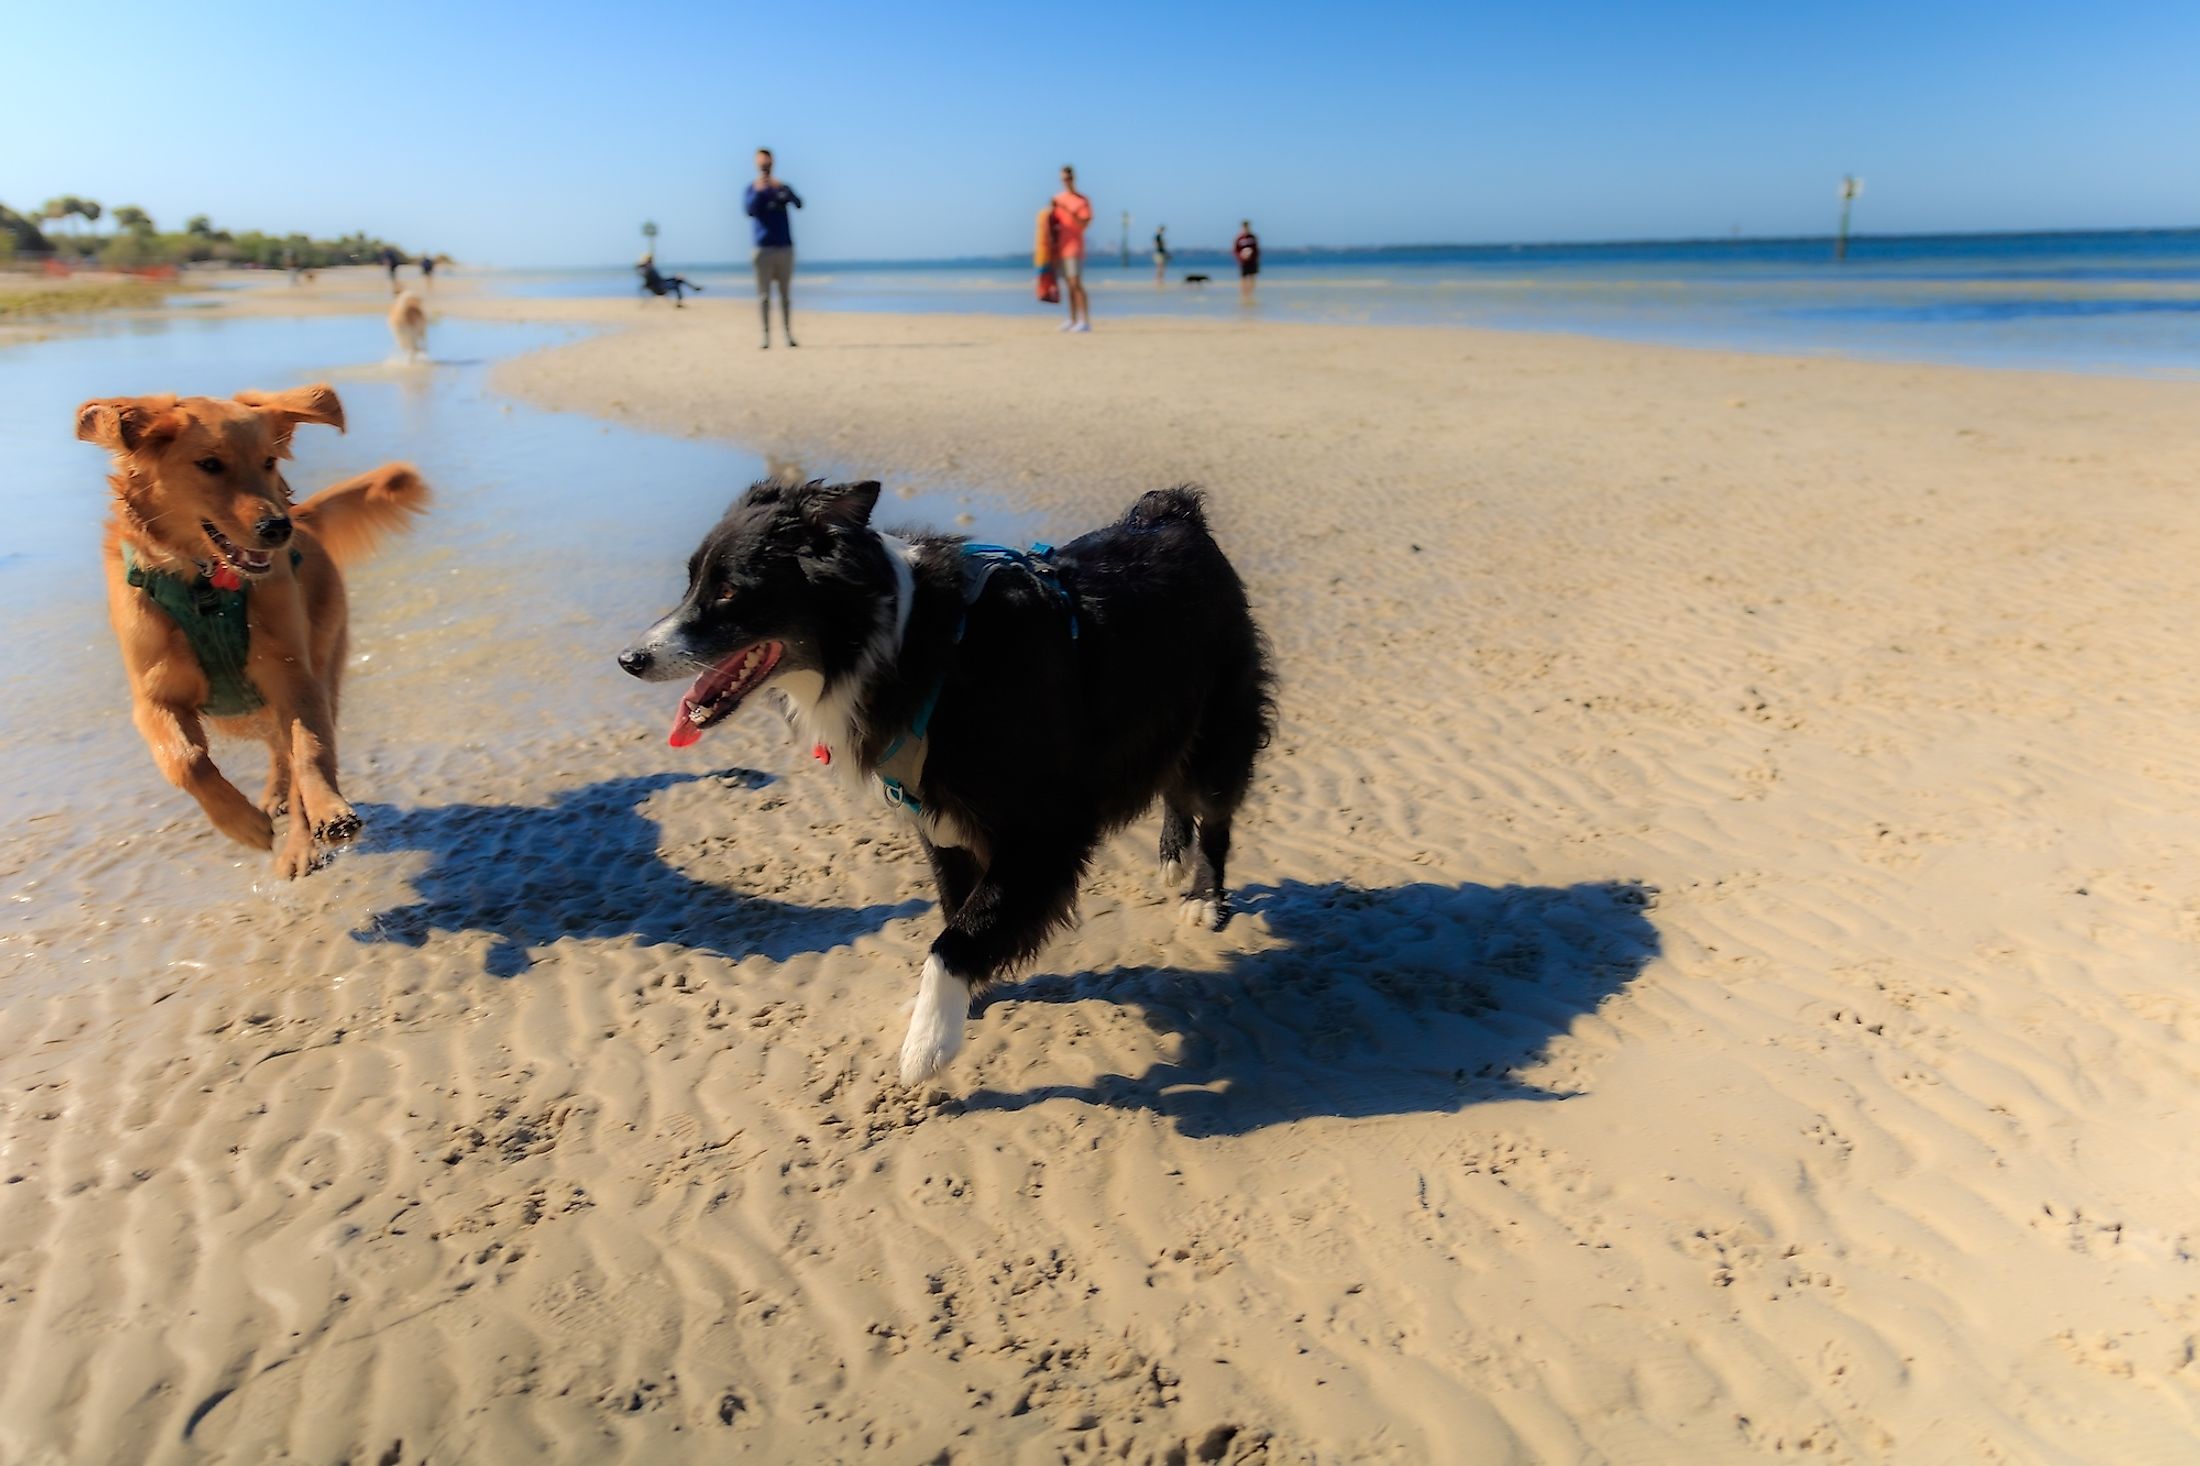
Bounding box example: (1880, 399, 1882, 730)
(7, 0, 2196, 266)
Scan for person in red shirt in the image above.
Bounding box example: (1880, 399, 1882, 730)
(1051, 165, 1094, 332)
(1234, 220, 1261, 304)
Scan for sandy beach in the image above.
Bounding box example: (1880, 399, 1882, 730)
(4, 286, 2200, 1463)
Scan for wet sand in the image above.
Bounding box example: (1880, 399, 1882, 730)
(4, 290, 2200, 1462)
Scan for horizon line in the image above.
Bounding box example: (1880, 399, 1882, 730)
(516, 222, 2200, 274)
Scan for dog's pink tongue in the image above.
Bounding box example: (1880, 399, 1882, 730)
(668, 699, 703, 748)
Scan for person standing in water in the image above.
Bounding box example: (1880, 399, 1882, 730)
(745, 147, 802, 348)
(1152, 224, 1169, 286)
(1234, 220, 1261, 303)
(379, 245, 401, 294)
(1052, 165, 1093, 332)
(420, 251, 437, 289)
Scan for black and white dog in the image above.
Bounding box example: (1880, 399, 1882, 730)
(618, 480, 1274, 1084)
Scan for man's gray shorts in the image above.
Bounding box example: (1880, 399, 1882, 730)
(753, 246, 794, 295)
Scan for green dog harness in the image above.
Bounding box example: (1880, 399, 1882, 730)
(122, 543, 297, 718)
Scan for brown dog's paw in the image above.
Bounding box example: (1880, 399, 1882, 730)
(261, 793, 289, 819)
(274, 811, 320, 877)
(221, 806, 277, 851)
(315, 807, 362, 845)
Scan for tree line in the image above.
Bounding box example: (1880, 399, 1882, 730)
(1, 197, 411, 271)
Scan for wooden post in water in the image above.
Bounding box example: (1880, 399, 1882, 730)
(1834, 176, 1862, 261)
(1120, 210, 1131, 267)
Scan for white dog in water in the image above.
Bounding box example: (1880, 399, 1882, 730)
(388, 291, 428, 362)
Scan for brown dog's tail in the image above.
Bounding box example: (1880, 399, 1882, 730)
(294, 463, 432, 568)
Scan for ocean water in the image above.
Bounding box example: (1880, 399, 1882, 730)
(495, 230, 2200, 376)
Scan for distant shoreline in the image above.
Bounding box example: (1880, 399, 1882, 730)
(507, 224, 2200, 276)
(468, 232, 2200, 379)
(10, 238, 2197, 380)
(0, 272, 173, 322)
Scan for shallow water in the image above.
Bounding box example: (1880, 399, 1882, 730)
(495, 230, 2200, 377)
(0, 312, 1025, 948)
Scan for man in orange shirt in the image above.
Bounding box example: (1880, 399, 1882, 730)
(1051, 164, 1094, 333)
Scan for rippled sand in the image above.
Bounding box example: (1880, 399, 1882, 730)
(5, 289, 2200, 1462)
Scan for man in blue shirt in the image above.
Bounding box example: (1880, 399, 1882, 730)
(745, 148, 802, 348)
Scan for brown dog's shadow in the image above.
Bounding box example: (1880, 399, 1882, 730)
(351, 770, 923, 977)
(962, 878, 1661, 1137)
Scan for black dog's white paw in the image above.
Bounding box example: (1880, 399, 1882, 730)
(899, 955, 968, 1085)
(1177, 896, 1227, 931)
(1159, 856, 1188, 890)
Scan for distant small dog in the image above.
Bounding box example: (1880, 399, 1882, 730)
(1183, 273, 1212, 286)
(389, 291, 428, 360)
(77, 385, 430, 877)
(620, 481, 1274, 1084)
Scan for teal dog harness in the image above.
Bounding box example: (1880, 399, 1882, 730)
(122, 543, 298, 718)
(874, 542, 1079, 816)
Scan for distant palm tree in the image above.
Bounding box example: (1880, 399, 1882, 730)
(114, 205, 153, 235)
(185, 215, 212, 237)
(642, 219, 658, 256)
(40, 196, 101, 254)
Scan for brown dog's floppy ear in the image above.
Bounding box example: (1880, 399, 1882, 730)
(234, 383, 346, 435)
(75, 395, 178, 454)
(797, 479, 881, 530)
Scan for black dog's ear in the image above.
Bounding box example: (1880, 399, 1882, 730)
(796, 480, 881, 531)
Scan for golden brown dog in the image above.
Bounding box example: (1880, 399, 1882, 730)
(76, 384, 429, 877)
(388, 290, 428, 360)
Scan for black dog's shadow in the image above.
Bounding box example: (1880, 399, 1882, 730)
(966, 878, 1660, 1137)
(352, 770, 924, 977)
